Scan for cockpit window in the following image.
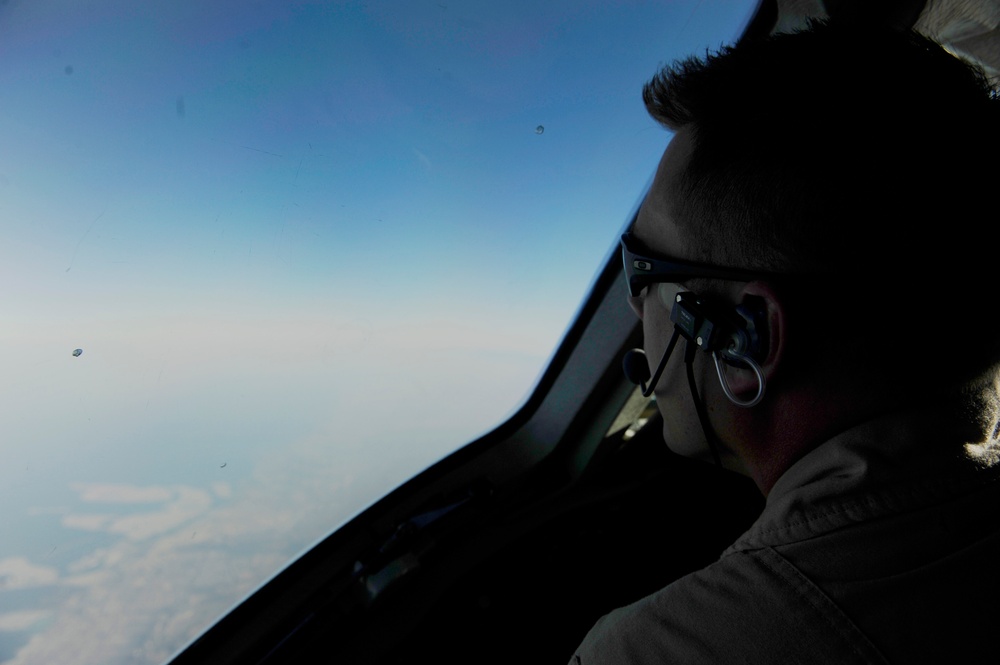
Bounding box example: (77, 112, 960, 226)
(0, 1, 755, 661)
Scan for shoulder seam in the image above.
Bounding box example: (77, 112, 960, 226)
(753, 547, 890, 665)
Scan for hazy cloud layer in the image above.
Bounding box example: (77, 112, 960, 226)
(71, 483, 174, 504)
(2, 425, 414, 665)
(0, 611, 50, 632)
(0, 557, 59, 590)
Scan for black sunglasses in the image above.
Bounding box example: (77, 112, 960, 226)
(620, 232, 781, 298)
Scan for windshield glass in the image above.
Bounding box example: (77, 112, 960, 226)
(0, 1, 754, 662)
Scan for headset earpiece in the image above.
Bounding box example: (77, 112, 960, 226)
(668, 292, 768, 406)
(731, 298, 767, 365)
(648, 289, 767, 408)
(668, 291, 764, 362)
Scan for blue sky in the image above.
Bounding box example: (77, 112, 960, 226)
(0, 1, 754, 661)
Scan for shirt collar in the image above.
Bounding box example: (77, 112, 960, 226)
(726, 405, 1000, 553)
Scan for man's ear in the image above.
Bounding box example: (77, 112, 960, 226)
(723, 281, 786, 396)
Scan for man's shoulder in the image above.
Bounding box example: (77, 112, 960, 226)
(570, 547, 887, 665)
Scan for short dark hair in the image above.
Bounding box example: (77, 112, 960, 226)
(644, 20, 1000, 382)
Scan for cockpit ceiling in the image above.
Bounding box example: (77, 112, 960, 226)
(773, 0, 1000, 82)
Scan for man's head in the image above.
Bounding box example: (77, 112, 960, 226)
(632, 20, 1000, 490)
(643, 20, 998, 272)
